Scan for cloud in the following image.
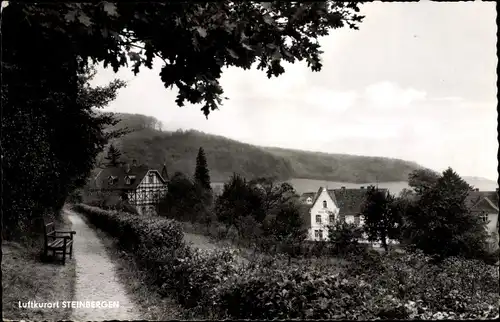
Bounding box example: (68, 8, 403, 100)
(362, 81, 427, 109)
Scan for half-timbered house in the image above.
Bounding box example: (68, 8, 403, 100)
(91, 161, 168, 215)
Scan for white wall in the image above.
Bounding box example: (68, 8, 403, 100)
(308, 188, 339, 241)
(486, 213, 498, 233)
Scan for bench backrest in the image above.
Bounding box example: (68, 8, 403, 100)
(44, 222, 55, 245)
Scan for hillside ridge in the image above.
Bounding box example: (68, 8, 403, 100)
(95, 112, 429, 183)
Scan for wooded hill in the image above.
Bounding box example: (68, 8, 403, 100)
(95, 113, 426, 183)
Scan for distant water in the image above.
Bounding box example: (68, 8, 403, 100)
(287, 177, 498, 196)
(211, 177, 498, 196)
(287, 178, 410, 195)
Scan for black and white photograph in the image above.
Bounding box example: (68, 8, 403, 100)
(2, 1, 499, 320)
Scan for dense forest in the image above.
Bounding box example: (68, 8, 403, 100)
(95, 113, 426, 183)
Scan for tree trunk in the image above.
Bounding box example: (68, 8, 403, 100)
(381, 235, 388, 252)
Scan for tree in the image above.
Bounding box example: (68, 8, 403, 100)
(104, 144, 123, 167)
(408, 168, 441, 195)
(403, 167, 489, 259)
(265, 202, 306, 243)
(161, 163, 169, 181)
(2, 63, 125, 239)
(249, 177, 298, 215)
(194, 147, 211, 191)
(328, 221, 364, 255)
(215, 173, 265, 228)
(361, 187, 402, 252)
(3, 2, 364, 117)
(157, 172, 210, 223)
(2, 1, 364, 239)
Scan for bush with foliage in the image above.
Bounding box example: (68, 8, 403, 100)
(327, 220, 364, 255)
(74, 204, 499, 320)
(157, 171, 212, 223)
(402, 168, 490, 260)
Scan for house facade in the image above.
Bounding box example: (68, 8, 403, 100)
(299, 186, 386, 241)
(90, 161, 168, 215)
(466, 189, 499, 250)
(300, 186, 499, 247)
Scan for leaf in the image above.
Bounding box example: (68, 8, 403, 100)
(77, 13, 92, 27)
(103, 2, 118, 17)
(227, 48, 239, 59)
(196, 27, 207, 38)
(64, 10, 78, 23)
(263, 14, 274, 25)
(128, 52, 141, 62)
(261, 2, 272, 10)
(241, 43, 253, 51)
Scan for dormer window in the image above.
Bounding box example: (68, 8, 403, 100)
(125, 176, 131, 185)
(108, 176, 118, 186)
(306, 197, 312, 204)
(323, 200, 327, 208)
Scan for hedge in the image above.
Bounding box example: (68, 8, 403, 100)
(73, 204, 499, 320)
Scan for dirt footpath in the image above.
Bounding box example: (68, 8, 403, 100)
(66, 209, 140, 321)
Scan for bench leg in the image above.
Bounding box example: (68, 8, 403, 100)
(62, 240, 67, 265)
(70, 244, 73, 259)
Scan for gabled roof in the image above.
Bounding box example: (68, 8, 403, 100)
(94, 165, 157, 190)
(469, 197, 499, 213)
(466, 191, 499, 212)
(310, 187, 325, 208)
(301, 186, 388, 216)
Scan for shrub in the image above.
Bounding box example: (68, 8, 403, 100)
(72, 204, 500, 320)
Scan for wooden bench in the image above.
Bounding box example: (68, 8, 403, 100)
(44, 222, 76, 265)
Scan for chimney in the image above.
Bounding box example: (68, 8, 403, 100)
(475, 188, 479, 192)
(132, 159, 137, 167)
(341, 186, 346, 191)
(360, 186, 364, 190)
(322, 187, 327, 192)
(125, 163, 131, 173)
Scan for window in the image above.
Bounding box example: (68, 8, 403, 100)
(125, 177, 131, 185)
(480, 213, 488, 223)
(306, 197, 312, 204)
(323, 200, 327, 208)
(329, 214, 335, 223)
(318, 230, 323, 240)
(316, 215, 322, 224)
(108, 176, 117, 186)
(314, 230, 320, 239)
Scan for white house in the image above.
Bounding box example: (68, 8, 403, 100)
(299, 186, 386, 241)
(466, 189, 499, 251)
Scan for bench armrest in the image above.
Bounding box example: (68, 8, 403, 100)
(54, 230, 76, 235)
(53, 231, 76, 239)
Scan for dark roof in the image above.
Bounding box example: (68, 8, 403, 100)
(332, 188, 372, 216)
(299, 192, 316, 202)
(465, 190, 499, 214)
(94, 165, 162, 190)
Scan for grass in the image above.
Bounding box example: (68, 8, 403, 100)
(2, 214, 76, 321)
(76, 214, 187, 320)
(178, 220, 351, 271)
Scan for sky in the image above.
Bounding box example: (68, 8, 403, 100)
(92, 1, 498, 181)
